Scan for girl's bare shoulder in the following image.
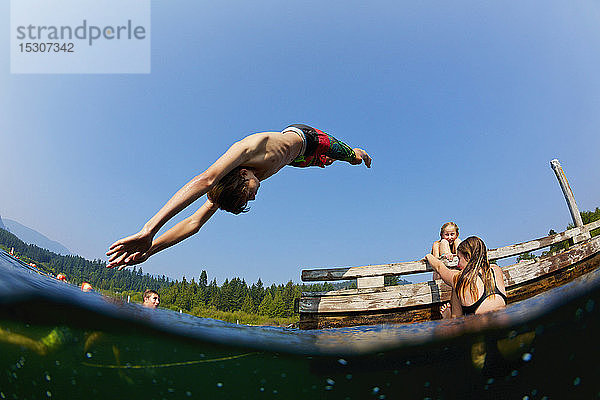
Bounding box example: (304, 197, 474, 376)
(491, 264, 506, 287)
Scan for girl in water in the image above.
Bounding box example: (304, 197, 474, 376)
(425, 236, 507, 318)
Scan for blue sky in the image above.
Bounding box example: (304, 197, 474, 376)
(2, 1, 600, 285)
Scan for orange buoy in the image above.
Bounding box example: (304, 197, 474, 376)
(57, 273, 67, 281)
(80, 282, 93, 292)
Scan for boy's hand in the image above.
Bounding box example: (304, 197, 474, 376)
(106, 231, 153, 270)
(352, 148, 372, 168)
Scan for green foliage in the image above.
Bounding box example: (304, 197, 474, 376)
(258, 292, 273, 316)
(582, 207, 600, 237)
(0, 228, 171, 291)
(543, 208, 600, 256)
(0, 226, 408, 326)
(271, 292, 286, 317)
(241, 294, 255, 314)
(517, 252, 536, 262)
(188, 307, 298, 326)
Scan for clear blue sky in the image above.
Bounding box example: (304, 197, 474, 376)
(2, 1, 600, 285)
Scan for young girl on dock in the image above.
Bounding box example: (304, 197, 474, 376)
(431, 222, 462, 280)
(425, 236, 507, 318)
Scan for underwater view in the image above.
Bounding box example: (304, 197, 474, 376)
(1, 250, 600, 399)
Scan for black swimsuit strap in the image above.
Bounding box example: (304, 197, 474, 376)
(461, 269, 507, 315)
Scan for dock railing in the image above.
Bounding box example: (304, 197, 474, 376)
(301, 219, 600, 290)
(300, 159, 597, 291)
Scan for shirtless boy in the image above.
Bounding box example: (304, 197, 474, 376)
(106, 124, 371, 269)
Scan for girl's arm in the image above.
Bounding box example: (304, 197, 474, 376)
(425, 254, 460, 287)
(450, 290, 463, 318)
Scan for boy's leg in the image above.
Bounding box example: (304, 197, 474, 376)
(321, 134, 356, 164)
(286, 124, 356, 167)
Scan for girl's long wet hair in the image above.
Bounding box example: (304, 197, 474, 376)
(455, 236, 494, 302)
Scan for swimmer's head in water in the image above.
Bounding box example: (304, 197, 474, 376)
(207, 167, 259, 214)
(143, 289, 160, 309)
(440, 222, 459, 242)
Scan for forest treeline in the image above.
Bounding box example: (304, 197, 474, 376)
(0, 227, 366, 322)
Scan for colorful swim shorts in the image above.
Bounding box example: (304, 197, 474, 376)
(282, 124, 356, 168)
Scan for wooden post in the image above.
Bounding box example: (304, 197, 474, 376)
(550, 159, 590, 242)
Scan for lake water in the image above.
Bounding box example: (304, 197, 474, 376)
(1, 250, 599, 399)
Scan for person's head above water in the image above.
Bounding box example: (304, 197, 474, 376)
(207, 167, 260, 214)
(143, 289, 160, 309)
(440, 222, 459, 243)
(80, 282, 93, 292)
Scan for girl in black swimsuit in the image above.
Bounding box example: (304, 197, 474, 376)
(425, 236, 507, 317)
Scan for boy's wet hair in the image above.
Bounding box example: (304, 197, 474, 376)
(440, 222, 459, 238)
(143, 289, 159, 300)
(207, 167, 250, 215)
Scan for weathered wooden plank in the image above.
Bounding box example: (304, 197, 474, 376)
(298, 243, 600, 329)
(502, 236, 600, 286)
(299, 236, 600, 314)
(488, 221, 599, 260)
(301, 280, 449, 300)
(299, 282, 452, 313)
(357, 276, 384, 289)
(550, 160, 587, 228)
(299, 306, 438, 330)
(507, 255, 599, 304)
(301, 259, 456, 282)
(300, 220, 600, 282)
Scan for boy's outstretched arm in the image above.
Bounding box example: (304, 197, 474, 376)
(108, 200, 218, 269)
(106, 139, 254, 269)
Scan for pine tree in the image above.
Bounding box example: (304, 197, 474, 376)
(241, 294, 254, 314)
(199, 270, 208, 288)
(271, 291, 286, 317)
(258, 292, 273, 316)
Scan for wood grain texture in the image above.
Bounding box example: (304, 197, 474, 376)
(298, 236, 600, 329)
(550, 159, 586, 229)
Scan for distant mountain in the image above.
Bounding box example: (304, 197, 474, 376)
(2, 218, 72, 256)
